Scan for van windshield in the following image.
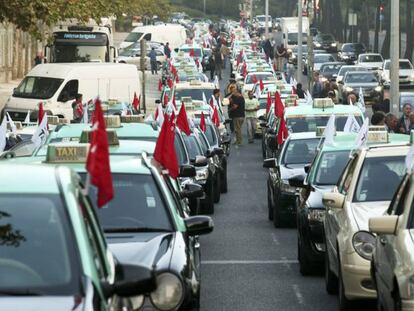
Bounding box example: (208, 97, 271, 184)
(14, 77, 64, 99)
(125, 32, 144, 43)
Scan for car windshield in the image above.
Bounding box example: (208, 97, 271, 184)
(354, 156, 406, 202)
(182, 135, 203, 160)
(246, 73, 274, 84)
(314, 55, 334, 63)
(256, 16, 271, 22)
(205, 124, 218, 146)
(175, 132, 188, 165)
(180, 48, 202, 57)
(0, 194, 80, 295)
(288, 33, 308, 44)
(119, 48, 140, 57)
(321, 64, 342, 74)
(320, 34, 334, 41)
(14, 77, 64, 99)
(345, 73, 377, 83)
(175, 88, 213, 101)
(342, 44, 365, 52)
(125, 32, 144, 43)
(400, 61, 413, 69)
(360, 55, 383, 62)
(85, 174, 173, 231)
(314, 151, 350, 185)
(282, 138, 320, 165)
(287, 115, 363, 133)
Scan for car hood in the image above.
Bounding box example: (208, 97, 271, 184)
(107, 232, 175, 268)
(307, 185, 334, 208)
(344, 82, 379, 88)
(256, 109, 266, 118)
(351, 201, 390, 231)
(280, 164, 306, 181)
(359, 62, 383, 69)
(0, 296, 84, 311)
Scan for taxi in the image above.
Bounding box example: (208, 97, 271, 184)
(285, 98, 364, 133)
(369, 155, 414, 311)
(167, 80, 216, 106)
(10, 143, 213, 311)
(263, 132, 320, 227)
(242, 70, 275, 94)
(322, 131, 410, 310)
(0, 163, 155, 309)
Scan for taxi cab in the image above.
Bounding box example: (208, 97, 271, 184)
(9, 143, 214, 311)
(322, 131, 410, 310)
(369, 151, 414, 311)
(263, 132, 320, 227)
(165, 80, 216, 106)
(285, 98, 364, 133)
(0, 163, 155, 310)
(242, 70, 275, 94)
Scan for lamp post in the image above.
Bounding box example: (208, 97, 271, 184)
(297, 0, 303, 83)
(390, 0, 399, 114)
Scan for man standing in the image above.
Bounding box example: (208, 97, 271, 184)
(164, 42, 171, 59)
(149, 47, 158, 75)
(245, 90, 259, 143)
(229, 88, 245, 146)
(220, 44, 230, 70)
(398, 103, 412, 133)
(71, 93, 83, 123)
(312, 72, 323, 99)
(213, 47, 223, 80)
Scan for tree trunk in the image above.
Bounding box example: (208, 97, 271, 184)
(332, 0, 343, 42)
(359, 2, 370, 50)
(381, 3, 391, 59)
(404, 0, 413, 59)
(374, 0, 380, 52)
(12, 26, 18, 80)
(17, 29, 24, 78)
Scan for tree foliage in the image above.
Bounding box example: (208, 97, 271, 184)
(0, 0, 171, 38)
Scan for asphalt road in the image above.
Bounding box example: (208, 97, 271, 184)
(199, 66, 374, 311)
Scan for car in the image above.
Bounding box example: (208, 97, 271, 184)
(164, 80, 216, 106)
(0, 162, 155, 310)
(314, 33, 337, 52)
(284, 98, 364, 133)
(242, 71, 276, 94)
(323, 135, 410, 310)
(319, 62, 344, 82)
(313, 53, 336, 72)
(340, 71, 383, 104)
(264, 132, 320, 227)
(357, 53, 384, 71)
(336, 65, 368, 84)
(117, 45, 165, 70)
(178, 44, 204, 59)
(337, 43, 366, 64)
(381, 59, 414, 88)
(369, 165, 414, 311)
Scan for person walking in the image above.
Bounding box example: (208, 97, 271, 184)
(164, 42, 171, 59)
(397, 103, 412, 134)
(245, 90, 259, 143)
(276, 44, 287, 71)
(149, 47, 158, 75)
(220, 44, 230, 70)
(229, 88, 245, 146)
(209, 52, 215, 80)
(312, 72, 323, 99)
(213, 47, 223, 80)
(296, 83, 305, 99)
(71, 93, 83, 123)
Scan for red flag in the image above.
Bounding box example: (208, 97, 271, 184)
(132, 92, 140, 111)
(199, 112, 206, 132)
(274, 91, 284, 118)
(86, 99, 114, 208)
(176, 75, 180, 83)
(163, 93, 169, 106)
(209, 97, 214, 108)
(242, 63, 247, 77)
(266, 92, 272, 114)
(259, 79, 264, 91)
(153, 113, 179, 178)
(38, 102, 45, 125)
(292, 86, 297, 94)
(176, 102, 191, 135)
(167, 78, 173, 89)
(190, 48, 195, 57)
(212, 106, 220, 127)
(273, 62, 277, 72)
(277, 116, 289, 145)
(171, 65, 177, 77)
(158, 79, 163, 91)
(252, 74, 258, 84)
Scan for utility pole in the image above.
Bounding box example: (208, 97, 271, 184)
(297, 0, 303, 83)
(265, 0, 269, 39)
(140, 39, 147, 114)
(203, 0, 206, 15)
(390, 0, 399, 114)
(307, 1, 314, 91)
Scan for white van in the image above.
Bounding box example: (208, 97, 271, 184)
(3, 63, 140, 121)
(120, 24, 187, 50)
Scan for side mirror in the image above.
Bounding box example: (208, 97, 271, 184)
(288, 175, 305, 188)
(369, 215, 399, 235)
(332, 74, 338, 78)
(194, 155, 208, 167)
(322, 192, 345, 209)
(143, 33, 152, 41)
(304, 164, 311, 174)
(338, 80, 344, 85)
(263, 158, 277, 168)
(258, 115, 266, 121)
(184, 216, 214, 236)
(179, 164, 196, 178)
(180, 183, 204, 199)
(206, 149, 215, 158)
(102, 263, 156, 298)
(214, 147, 224, 156)
(155, 99, 161, 104)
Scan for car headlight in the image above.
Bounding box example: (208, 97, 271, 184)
(345, 86, 353, 92)
(128, 295, 144, 310)
(150, 273, 184, 311)
(315, 43, 321, 47)
(342, 55, 349, 59)
(321, 77, 327, 83)
(280, 179, 296, 193)
(196, 168, 209, 181)
(307, 209, 325, 223)
(374, 86, 382, 92)
(287, 48, 292, 53)
(352, 231, 375, 261)
(410, 74, 414, 81)
(331, 43, 337, 47)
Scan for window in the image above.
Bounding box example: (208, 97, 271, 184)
(14, 77, 64, 99)
(337, 155, 358, 195)
(313, 151, 350, 186)
(58, 80, 79, 102)
(281, 138, 320, 165)
(182, 135, 203, 160)
(387, 174, 410, 215)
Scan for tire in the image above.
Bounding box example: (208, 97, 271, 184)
(213, 173, 221, 203)
(339, 263, 352, 311)
(267, 185, 273, 221)
(298, 237, 312, 275)
(325, 249, 338, 295)
(220, 166, 228, 193)
(201, 181, 215, 215)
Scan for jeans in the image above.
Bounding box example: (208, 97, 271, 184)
(215, 63, 222, 80)
(150, 61, 158, 74)
(233, 117, 245, 145)
(246, 117, 256, 142)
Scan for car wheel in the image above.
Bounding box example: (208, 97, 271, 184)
(213, 173, 221, 203)
(267, 183, 273, 220)
(298, 237, 312, 276)
(325, 249, 338, 295)
(273, 192, 283, 228)
(220, 165, 228, 193)
(339, 263, 352, 311)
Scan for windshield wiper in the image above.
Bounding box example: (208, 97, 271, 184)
(104, 227, 172, 233)
(0, 289, 43, 296)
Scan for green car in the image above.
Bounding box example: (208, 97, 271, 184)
(0, 163, 155, 310)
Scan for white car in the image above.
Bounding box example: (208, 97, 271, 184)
(381, 59, 414, 87)
(313, 53, 336, 72)
(336, 65, 368, 84)
(117, 46, 165, 70)
(242, 71, 275, 94)
(357, 53, 384, 71)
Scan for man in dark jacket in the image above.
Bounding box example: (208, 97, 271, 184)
(398, 103, 412, 134)
(164, 42, 171, 59)
(229, 89, 245, 146)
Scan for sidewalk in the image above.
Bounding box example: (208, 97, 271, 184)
(0, 79, 20, 111)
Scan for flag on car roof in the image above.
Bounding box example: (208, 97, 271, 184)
(274, 91, 284, 118)
(357, 87, 366, 113)
(344, 114, 360, 133)
(354, 117, 369, 150)
(259, 79, 264, 91)
(155, 104, 164, 126)
(324, 114, 336, 147)
(277, 116, 288, 145)
(176, 102, 191, 136)
(132, 92, 140, 112)
(200, 112, 207, 132)
(23, 110, 31, 124)
(6, 112, 17, 135)
(31, 111, 49, 148)
(266, 92, 272, 114)
(212, 106, 220, 127)
(214, 75, 219, 88)
(158, 79, 163, 91)
(0, 116, 7, 152)
(86, 98, 113, 208)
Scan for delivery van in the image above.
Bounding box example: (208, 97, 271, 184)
(3, 63, 140, 121)
(120, 24, 187, 50)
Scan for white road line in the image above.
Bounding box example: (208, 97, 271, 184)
(202, 259, 299, 265)
(281, 256, 292, 270)
(292, 284, 304, 305)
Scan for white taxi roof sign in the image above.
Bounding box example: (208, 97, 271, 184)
(59, 118, 69, 124)
(284, 98, 297, 107)
(368, 125, 387, 132)
(313, 98, 334, 109)
(367, 131, 388, 144)
(121, 114, 145, 123)
(316, 126, 336, 137)
(80, 128, 119, 146)
(46, 143, 89, 163)
(104, 115, 121, 128)
(47, 115, 59, 125)
(190, 80, 201, 85)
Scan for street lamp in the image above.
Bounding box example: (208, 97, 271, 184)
(390, 0, 399, 114)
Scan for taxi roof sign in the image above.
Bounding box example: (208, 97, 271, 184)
(190, 80, 201, 85)
(80, 128, 119, 146)
(410, 130, 414, 144)
(367, 131, 388, 144)
(104, 115, 121, 128)
(46, 143, 89, 163)
(368, 125, 387, 132)
(47, 115, 60, 125)
(284, 98, 297, 107)
(59, 118, 69, 124)
(121, 114, 145, 123)
(313, 98, 334, 109)
(316, 126, 336, 137)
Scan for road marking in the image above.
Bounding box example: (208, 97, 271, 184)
(281, 256, 292, 270)
(292, 284, 304, 305)
(271, 232, 280, 246)
(202, 259, 299, 265)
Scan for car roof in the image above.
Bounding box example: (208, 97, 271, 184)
(285, 104, 363, 116)
(287, 132, 319, 140)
